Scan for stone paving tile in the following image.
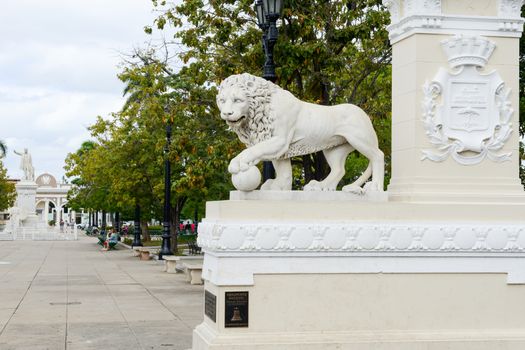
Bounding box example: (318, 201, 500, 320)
(66, 322, 141, 350)
(0, 308, 15, 330)
(0, 235, 203, 349)
(0, 323, 66, 350)
(128, 320, 194, 350)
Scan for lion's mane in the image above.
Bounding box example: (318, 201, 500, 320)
(218, 73, 278, 146)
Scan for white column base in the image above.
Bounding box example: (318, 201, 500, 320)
(193, 271, 525, 350)
(193, 322, 525, 350)
(191, 199, 525, 350)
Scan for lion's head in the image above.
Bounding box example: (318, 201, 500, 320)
(217, 73, 277, 146)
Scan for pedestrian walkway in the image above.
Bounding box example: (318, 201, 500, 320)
(0, 235, 203, 350)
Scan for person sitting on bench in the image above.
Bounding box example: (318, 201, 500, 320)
(102, 230, 119, 251)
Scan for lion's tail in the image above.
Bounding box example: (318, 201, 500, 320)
(349, 163, 372, 188)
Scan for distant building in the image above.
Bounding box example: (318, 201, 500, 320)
(1, 173, 114, 229)
(34, 173, 78, 224)
(0, 173, 83, 227)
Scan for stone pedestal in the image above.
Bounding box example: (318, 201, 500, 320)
(15, 180, 38, 219)
(9, 180, 49, 240)
(192, 200, 525, 350)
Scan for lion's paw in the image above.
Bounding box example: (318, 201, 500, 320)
(342, 184, 364, 195)
(304, 180, 320, 191)
(363, 181, 382, 192)
(228, 159, 240, 174)
(260, 179, 274, 191)
(239, 161, 250, 172)
(304, 180, 336, 191)
(262, 179, 292, 191)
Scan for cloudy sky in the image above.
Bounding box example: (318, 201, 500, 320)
(0, 0, 168, 181)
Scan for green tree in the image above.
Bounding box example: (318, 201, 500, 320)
(116, 57, 238, 247)
(0, 161, 16, 212)
(519, 6, 525, 187)
(66, 56, 237, 247)
(0, 140, 16, 211)
(0, 140, 6, 158)
(65, 139, 124, 232)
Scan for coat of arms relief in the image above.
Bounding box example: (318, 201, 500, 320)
(422, 35, 514, 165)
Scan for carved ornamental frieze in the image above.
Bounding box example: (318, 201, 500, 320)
(499, 0, 525, 18)
(197, 220, 525, 253)
(421, 35, 513, 165)
(382, 0, 525, 43)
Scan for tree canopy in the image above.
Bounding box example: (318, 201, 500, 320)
(0, 141, 16, 212)
(0, 162, 16, 212)
(519, 6, 525, 186)
(0, 140, 6, 159)
(64, 55, 238, 243)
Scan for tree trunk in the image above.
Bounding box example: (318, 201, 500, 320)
(115, 211, 120, 234)
(170, 206, 178, 254)
(140, 220, 150, 241)
(101, 210, 106, 233)
(314, 152, 329, 181)
(170, 196, 187, 254)
(302, 155, 315, 184)
(303, 153, 329, 184)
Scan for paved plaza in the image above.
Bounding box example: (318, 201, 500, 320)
(0, 236, 203, 350)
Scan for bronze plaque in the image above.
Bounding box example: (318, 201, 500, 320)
(204, 290, 216, 322)
(224, 291, 249, 328)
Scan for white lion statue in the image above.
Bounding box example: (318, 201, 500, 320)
(217, 73, 384, 193)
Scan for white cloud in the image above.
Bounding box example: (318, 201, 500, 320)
(1, 87, 123, 178)
(0, 0, 173, 180)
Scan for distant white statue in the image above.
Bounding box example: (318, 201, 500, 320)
(216, 73, 384, 193)
(13, 148, 35, 181)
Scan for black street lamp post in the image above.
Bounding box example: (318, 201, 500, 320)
(256, 0, 283, 82)
(101, 210, 107, 237)
(159, 122, 174, 259)
(255, 0, 283, 180)
(132, 203, 143, 247)
(115, 211, 120, 235)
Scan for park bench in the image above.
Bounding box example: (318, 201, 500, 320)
(97, 235, 106, 246)
(132, 246, 141, 256)
(98, 234, 118, 250)
(135, 247, 160, 260)
(163, 255, 179, 273)
(162, 256, 203, 274)
(188, 240, 202, 255)
(183, 261, 203, 285)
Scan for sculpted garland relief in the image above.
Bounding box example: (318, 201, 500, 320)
(197, 221, 525, 253)
(421, 35, 513, 165)
(216, 73, 385, 193)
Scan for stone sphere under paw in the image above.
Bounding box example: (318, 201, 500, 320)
(232, 166, 261, 191)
